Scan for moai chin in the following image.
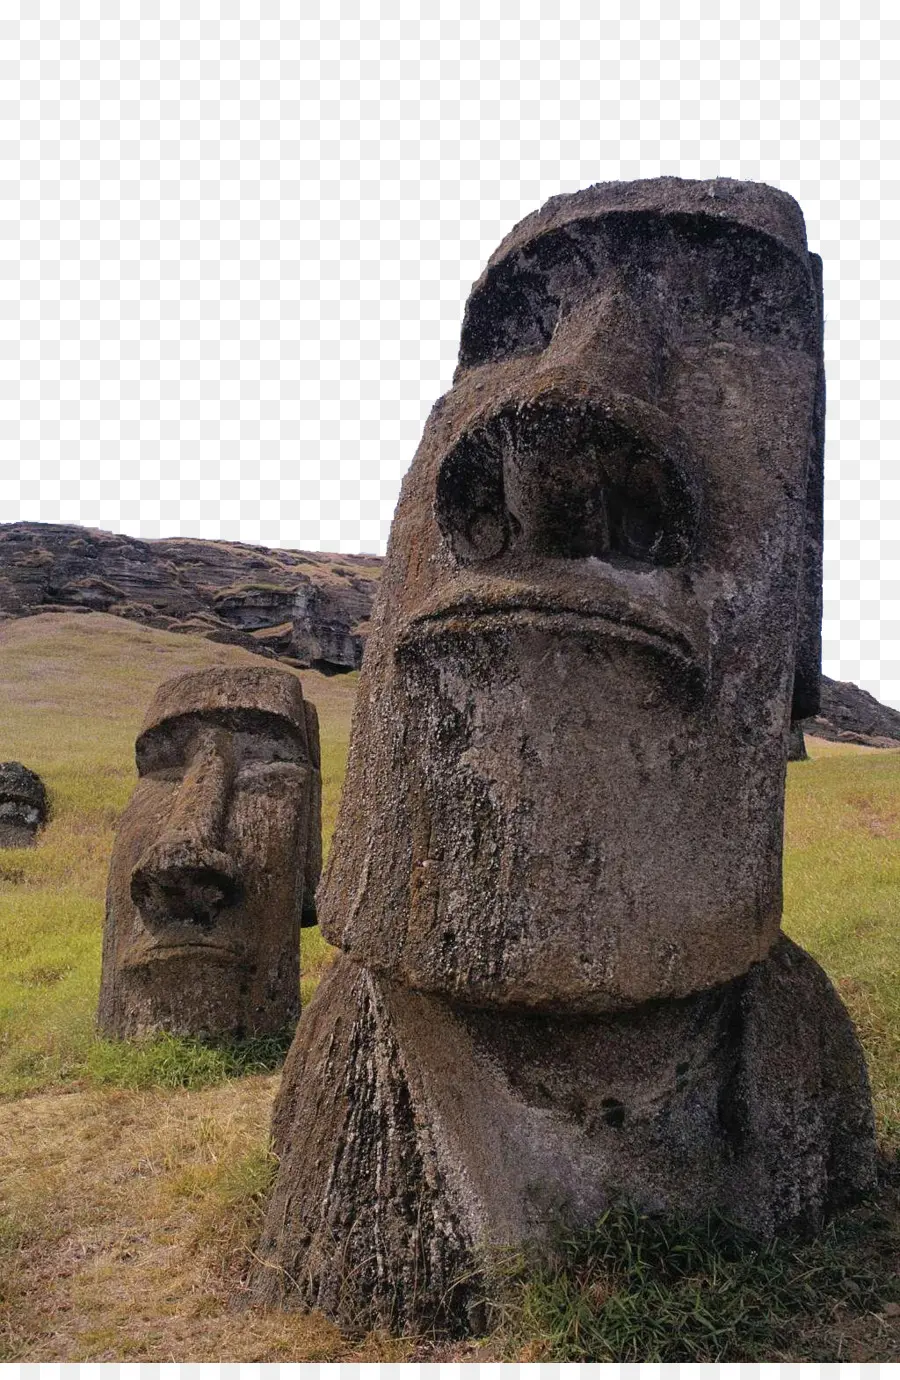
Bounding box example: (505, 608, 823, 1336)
(252, 180, 875, 1336)
(97, 665, 321, 1040)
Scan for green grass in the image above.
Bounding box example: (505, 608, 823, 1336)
(492, 1197, 900, 1362)
(782, 741, 900, 1149)
(83, 1032, 294, 1090)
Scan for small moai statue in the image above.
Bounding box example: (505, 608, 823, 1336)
(251, 179, 876, 1335)
(0, 762, 48, 847)
(97, 665, 321, 1040)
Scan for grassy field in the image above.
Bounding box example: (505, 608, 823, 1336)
(0, 610, 898, 1360)
(783, 738, 900, 1147)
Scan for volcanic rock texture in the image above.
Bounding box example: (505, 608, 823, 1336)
(251, 177, 877, 1336)
(0, 522, 382, 672)
(0, 760, 48, 847)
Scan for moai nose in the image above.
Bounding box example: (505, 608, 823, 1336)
(551, 279, 671, 403)
(130, 724, 241, 928)
(437, 280, 693, 567)
(436, 393, 698, 568)
(131, 841, 241, 927)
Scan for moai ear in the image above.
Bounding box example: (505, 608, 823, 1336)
(301, 699, 322, 927)
(791, 251, 825, 720)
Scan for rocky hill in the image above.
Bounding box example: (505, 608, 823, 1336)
(805, 675, 900, 748)
(0, 522, 382, 672)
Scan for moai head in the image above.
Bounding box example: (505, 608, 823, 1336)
(319, 178, 825, 1012)
(0, 762, 48, 847)
(97, 665, 322, 1039)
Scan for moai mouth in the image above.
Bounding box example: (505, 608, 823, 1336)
(251, 179, 876, 1336)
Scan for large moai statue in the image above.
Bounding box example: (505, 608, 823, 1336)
(97, 665, 321, 1040)
(252, 180, 876, 1335)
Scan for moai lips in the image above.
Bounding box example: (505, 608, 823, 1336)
(318, 178, 827, 1010)
(97, 665, 322, 1039)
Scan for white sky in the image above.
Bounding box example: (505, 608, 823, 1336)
(1, 4, 897, 707)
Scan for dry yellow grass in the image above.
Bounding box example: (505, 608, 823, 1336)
(0, 1077, 410, 1361)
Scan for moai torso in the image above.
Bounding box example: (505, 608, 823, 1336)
(97, 665, 322, 1039)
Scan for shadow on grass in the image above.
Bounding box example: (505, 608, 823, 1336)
(488, 1176, 900, 1363)
(81, 1030, 293, 1091)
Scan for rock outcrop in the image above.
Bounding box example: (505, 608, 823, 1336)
(804, 675, 900, 748)
(0, 522, 381, 672)
(0, 761, 48, 847)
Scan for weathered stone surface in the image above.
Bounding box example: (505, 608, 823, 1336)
(0, 522, 382, 671)
(788, 721, 808, 761)
(97, 665, 322, 1040)
(254, 179, 876, 1336)
(319, 176, 827, 1010)
(291, 580, 372, 672)
(804, 674, 900, 748)
(255, 955, 477, 1335)
(254, 941, 875, 1333)
(0, 761, 48, 847)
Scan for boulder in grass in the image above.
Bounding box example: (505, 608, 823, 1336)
(0, 761, 48, 847)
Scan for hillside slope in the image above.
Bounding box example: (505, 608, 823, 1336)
(0, 522, 382, 671)
(0, 610, 355, 839)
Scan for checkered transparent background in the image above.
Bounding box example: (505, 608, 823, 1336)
(0, 2, 898, 713)
(13, 1359, 900, 1378)
(13, 1364, 900, 1380)
(22, 1364, 900, 1380)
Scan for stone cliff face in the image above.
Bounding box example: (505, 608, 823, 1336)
(804, 675, 900, 748)
(0, 522, 382, 672)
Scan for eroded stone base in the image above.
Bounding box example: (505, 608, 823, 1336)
(251, 937, 876, 1335)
